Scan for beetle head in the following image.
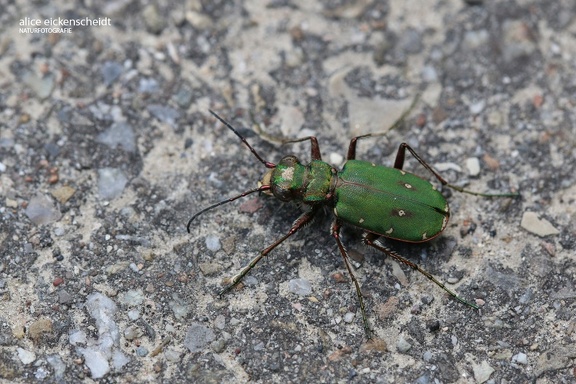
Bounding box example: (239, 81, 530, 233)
(259, 155, 305, 202)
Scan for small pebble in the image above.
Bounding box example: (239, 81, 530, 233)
(119, 289, 145, 306)
(520, 212, 560, 237)
(243, 276, 258, 286)
(469, 100, 486, 114)
(446, 276, 461, 284)
(253, 341, 265, 351)
(136, 346, 149, 357)
(98, 168, 127, 200)
(69, 330, 87, 345)
(214, 315, 226, 330)
(472, 360, 495, 383)
(343, 312, 355, 323)
(57, 290, 73, 304)
(101, 61, 123, 85)
(288, 278, 312, 296)
(28, 318, 53, 341)
(415, 374, 431, 384)
(124, 325, 142, 341)
(164, 349, 181, 362)
(205, 235, 221, 252)
(422, 350, 433, 362)
(331, 272, 347, 283)
(112, 350, 130, 370)
(541, 241, 556, 257)
(396, 337, 412, 353)
(147, 104, 180, 127)
(465, 157, 480, 176)
(127, 309, 140, 320)
(184, 324, 216, 353)
(211, 339, 226, 353)
(50, 185, 76, 204)
(512, 352, 528, 365)
(482, 153, 500, 170)
(434, 162, 462, 172)
(97, 122, 136, 153)
(25, 194, 61, 225)
(139, 78, 159, 93)
(239, 198, 263, 214)
(329, 152, 344, 166)
(519, 288, 533, 304)
(169, 295, 190, 320)
(197, 262, 222, 276)
(17, 348, 36, 364)
(46, 355, 66, 379)
(34, 367, 49, 380)
(426, 320, 440, 332)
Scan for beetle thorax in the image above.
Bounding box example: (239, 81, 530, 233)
(260, 156, 335, 204)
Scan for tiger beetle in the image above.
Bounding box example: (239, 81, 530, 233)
(188, 109, 519, 339)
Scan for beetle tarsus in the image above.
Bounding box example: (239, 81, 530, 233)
(332, 219, 373, 339)
(364, 233, 479, 310)
(217, 208, 318, 296)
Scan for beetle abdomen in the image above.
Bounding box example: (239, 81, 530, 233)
(334, 160, 449, 242)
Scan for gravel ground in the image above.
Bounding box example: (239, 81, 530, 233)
(1, 1, 575, 383)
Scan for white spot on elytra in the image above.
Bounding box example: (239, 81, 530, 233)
(404, 183, 412, 189)
(400, 170, 406, 175)
(422, 232, 428, 240)
(333, 207, 338, 216)
(442, 215, 448, 230)
(398, 210, 406, 216)
(385, 227, 393, 234)
(359, 218, 365, 224)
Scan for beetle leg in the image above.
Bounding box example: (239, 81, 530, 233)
(346, 135, 369, 160)
(282, 136, 322, 160)
(393, 142, 451, 180)
(331, 220, 373, 339)
(364, 233, 479, 310)
(346, 94, 421, 160)
(219, 206, 319, 296)
(394, 143, 519, 198)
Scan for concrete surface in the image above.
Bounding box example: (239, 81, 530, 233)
(1, 0, 575, 383)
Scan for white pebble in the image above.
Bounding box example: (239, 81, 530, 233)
(329, 152, 344, 166)
(520, 212, 560, 237)
(465, 157, 480, 176)
(205, 235, 221, 252)
(343, 312, 355, 323)
(288, 278, 312, 296)
(512, 352, 528, 365)
(17, 348, 36, 364)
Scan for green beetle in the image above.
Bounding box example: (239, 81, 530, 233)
(188, 110, 518, 338)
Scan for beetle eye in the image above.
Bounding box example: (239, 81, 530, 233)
(280, 155, 299, 166)
(273, 184, 293, 202)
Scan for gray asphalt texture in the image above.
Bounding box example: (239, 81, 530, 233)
(1, 1, 575, 383)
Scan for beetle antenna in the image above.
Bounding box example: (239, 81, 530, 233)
(209, 110, 276, 169)
(187, 185, 271, 233)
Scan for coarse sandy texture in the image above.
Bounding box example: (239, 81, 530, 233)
(1, 1, 575, 383)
